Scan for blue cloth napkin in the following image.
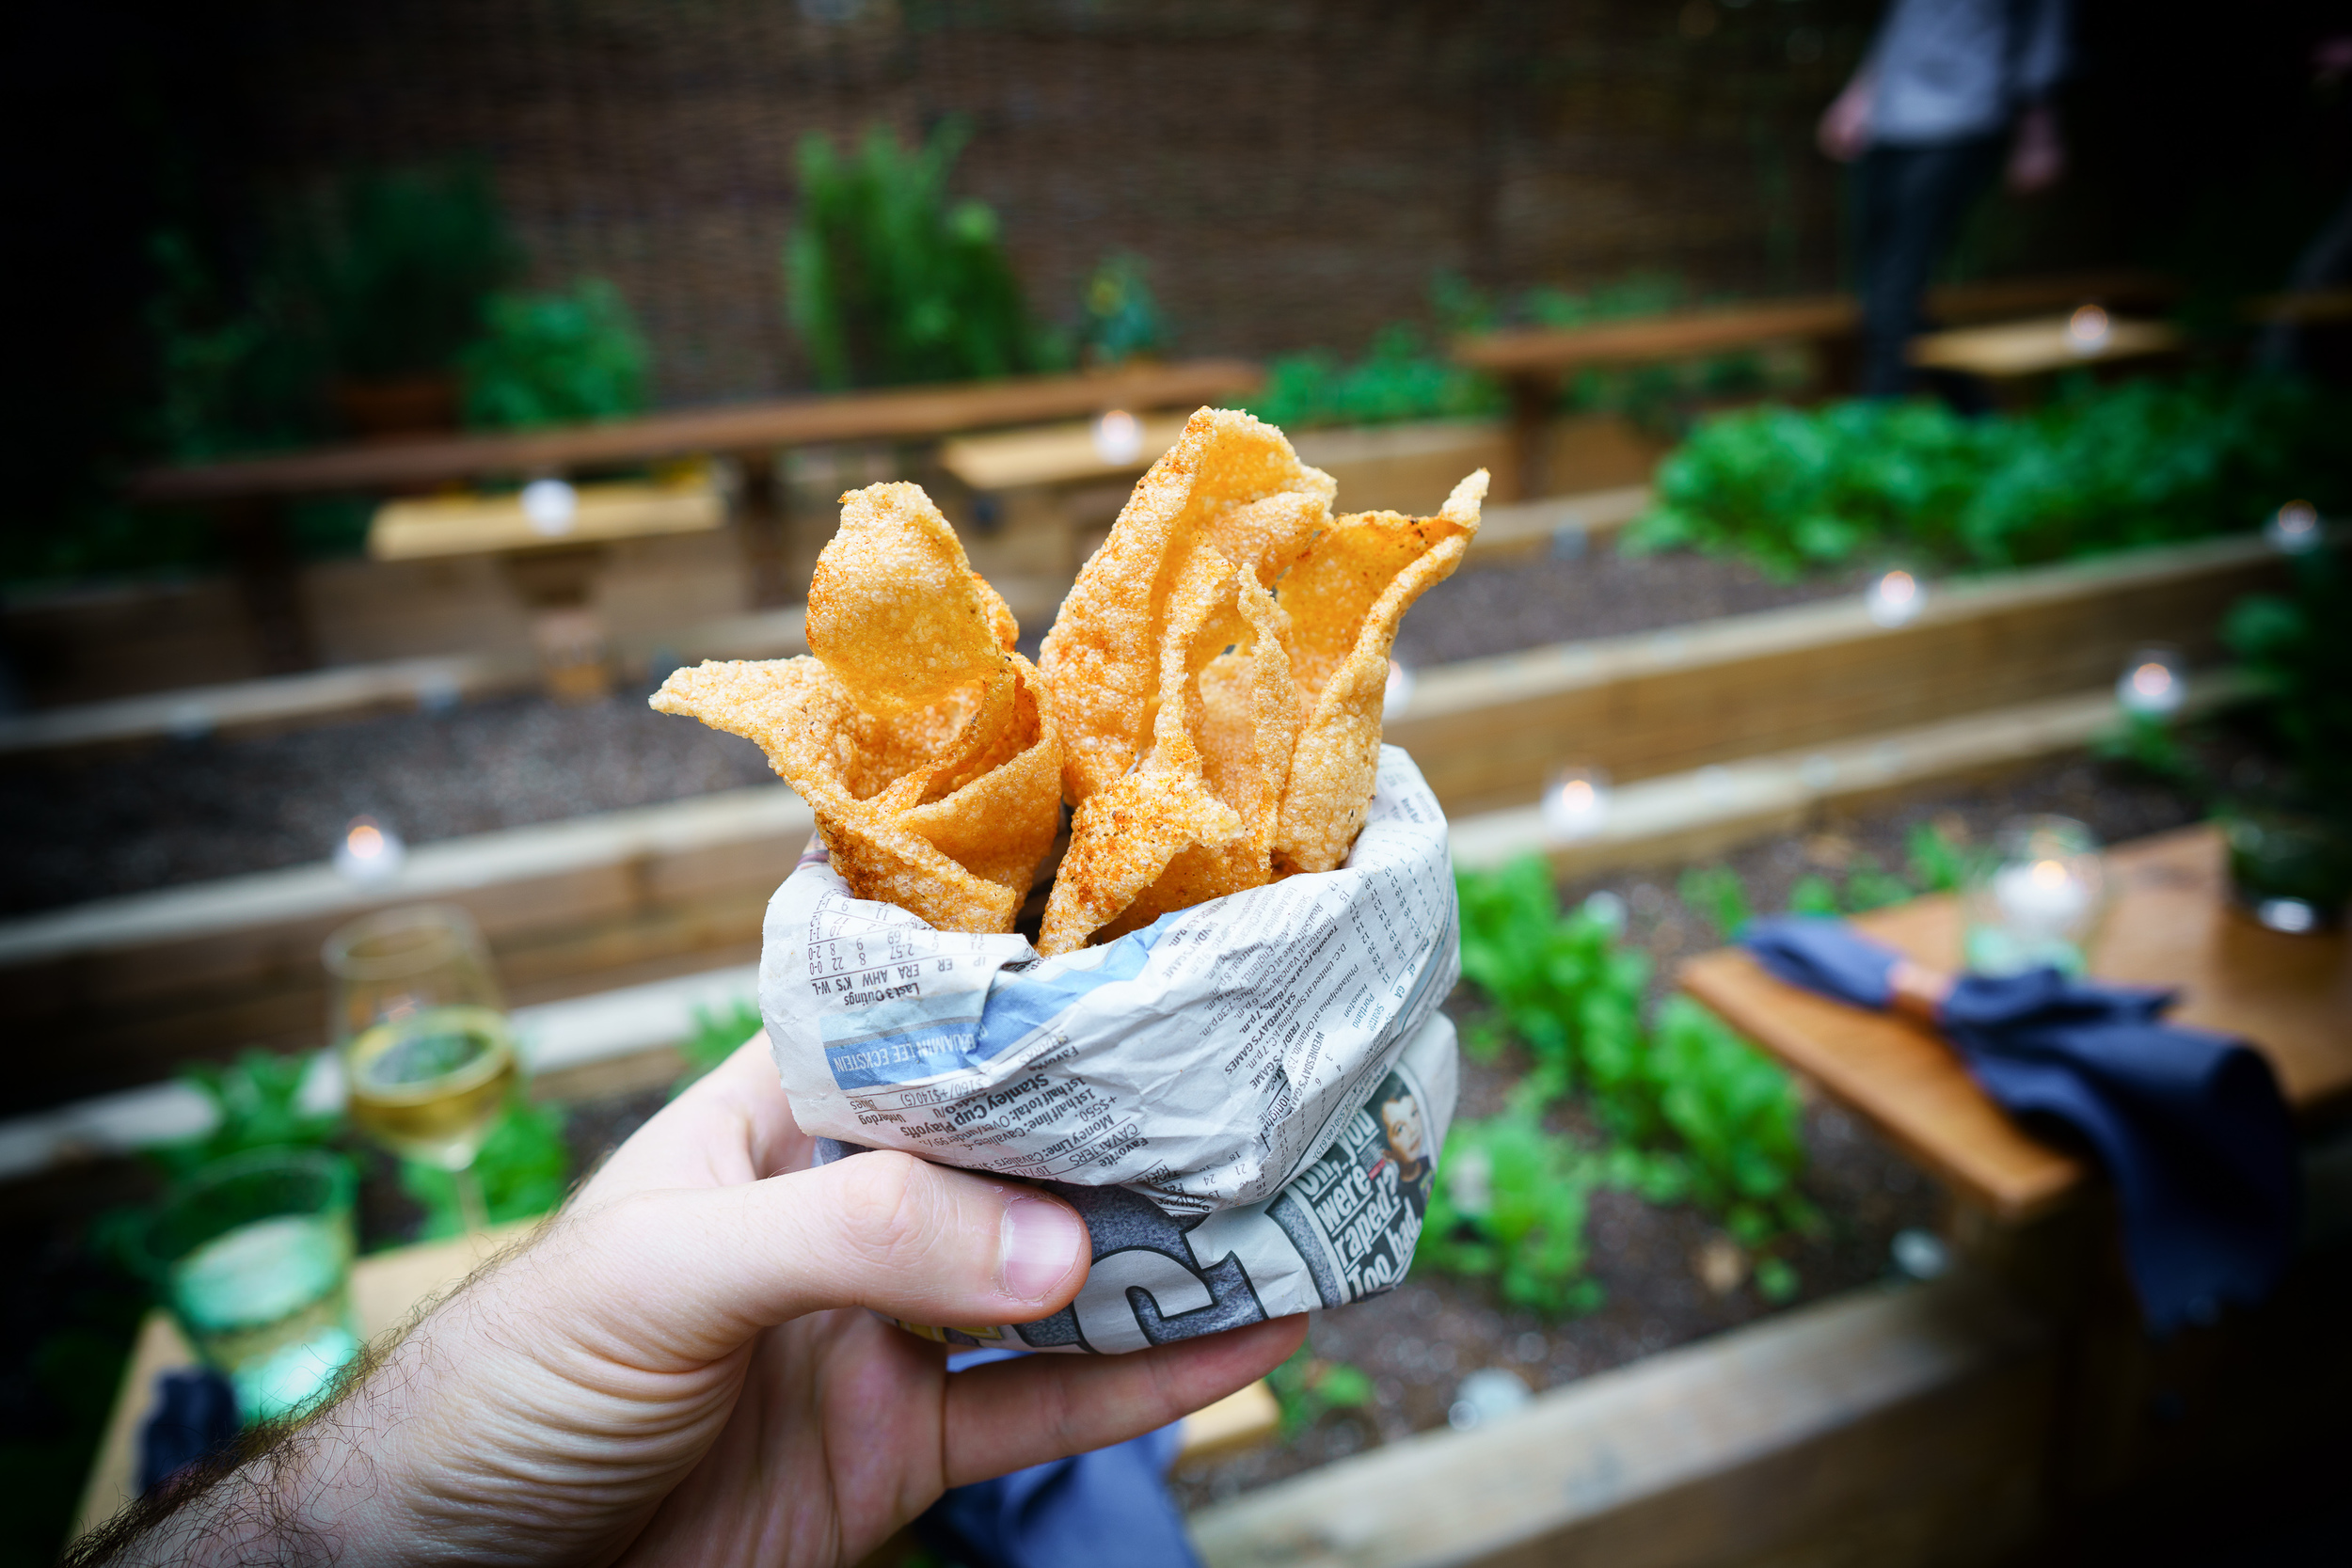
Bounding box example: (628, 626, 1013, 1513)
(139, 1368, 240, 1496)
(917, 1349, 1199, 1568)
(1742, 916, 2299, 1333)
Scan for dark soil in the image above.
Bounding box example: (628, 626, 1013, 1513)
(1169, 744, 2232, 1507)
(0, 682, 775, 918)
(0, 546, 1863, 918)
(1390, 546, 1869, 670)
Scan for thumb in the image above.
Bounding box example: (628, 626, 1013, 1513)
(554, 1150, 1091, 1368)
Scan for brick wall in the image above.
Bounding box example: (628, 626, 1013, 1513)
(231, 0, 1877, 406)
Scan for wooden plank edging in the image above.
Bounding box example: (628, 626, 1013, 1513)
(1189, 1275, 2051, 1568)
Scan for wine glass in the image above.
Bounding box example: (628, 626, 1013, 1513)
(323, 906, 518, 1233)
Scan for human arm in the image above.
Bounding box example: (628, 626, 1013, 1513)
(1818, 69, 1877, 162)
(74, 1038, 1304, 1568)
(2006, 100, 2065, 192)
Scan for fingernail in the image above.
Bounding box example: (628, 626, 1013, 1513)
(1000, 1196, 1086, 1302)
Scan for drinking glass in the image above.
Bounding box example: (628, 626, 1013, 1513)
(324, 906, 517, 1232)
(135, 1149, 362, 1425)
(1962, 816, 2107, 976)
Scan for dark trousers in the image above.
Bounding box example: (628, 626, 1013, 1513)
(1856, 136, 2004, 397)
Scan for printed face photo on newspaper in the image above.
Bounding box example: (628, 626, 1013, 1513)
(652, 406, 1486, 946)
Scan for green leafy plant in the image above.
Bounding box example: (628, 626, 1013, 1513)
(1078, 252, 1166, 367)
(1677, 865, 1753, 941)
(2224, 545, 2352, 815)
(1439, 858, 1815, 1312)
(401, 1101, 571, 1240)
(1904, 821, 1975, 895)
(673, 999, 765, 1098)
(1419, 1110, 1609, 1315)
(1248, 322, 1504, 432)
(294, 162, 519, 380)
(461, 279, 649, 430)
(1626, 375, 2352, 579)
(786, 119, 1053, 389)
(1267, 1347, 1375, 1436)
(147, 1050, 341, 1180)
(145, 229, 325, 463)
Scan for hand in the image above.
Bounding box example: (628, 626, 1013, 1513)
(1817, 74, 1874, 163)
(2006, 103, 2066, 193)
(102, 1039, 1304, 1568)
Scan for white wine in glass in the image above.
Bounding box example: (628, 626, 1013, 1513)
(344, 1006, 519, 1168)
(325, 907, 517, 1233)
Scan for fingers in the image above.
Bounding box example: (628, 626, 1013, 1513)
(580, 1035, 811, 1200)
(561, 1150, 1092, 1369)
(939, 1314, 1309, 1486)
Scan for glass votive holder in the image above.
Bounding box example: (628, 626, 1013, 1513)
(2264, 500, 2321, 555)
(1385, 657, 1416, 714)
(1091, 408, 1142, 466)
(2223, 806, 2352, 934)
(1963, 815, 2107, 976)
(1541, 767, 1613, 843)
(2116, 644, 2185, 717)
(521, 478, 579, 537)
(133, 1149, 363, 1425)
(333, 816, 407, 885)
(1865, 568, 1924, 628)
(2066, 304, 2111, 354)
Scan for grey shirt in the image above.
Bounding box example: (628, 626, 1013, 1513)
(1863, 0, 2071, 146)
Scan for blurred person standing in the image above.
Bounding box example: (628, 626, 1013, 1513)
(1818, 0, 2073, 397)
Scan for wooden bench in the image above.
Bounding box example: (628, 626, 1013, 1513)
(1454, 271, 2180, 499)
(126, 361, 1261, 674)
(1907, 314, 2181, 389)
(1679, 824, 2352, 1226)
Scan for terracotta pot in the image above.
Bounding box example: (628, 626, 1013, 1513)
(331, 375, 460, 442)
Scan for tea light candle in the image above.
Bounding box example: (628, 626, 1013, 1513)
(1993, 855, 2090, 931)
(1963, 814, 2106, 974)
(335, 816, 406, 884)
(2066, 304, 2111, 354)
(2265, 499, 2320, 555)
(1541, 767, 1612, 842)
(1866, 569, 1922, 627)
(2116, 645, 2185, 716)
(1091, 408, 1142, 466)
(522, 478, 579, 537)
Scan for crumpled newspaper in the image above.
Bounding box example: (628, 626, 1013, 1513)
(765, 746, 1460, 1352)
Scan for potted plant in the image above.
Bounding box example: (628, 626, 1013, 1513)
(2218, 542, 2352, 930)
(296, 163, 519, 439)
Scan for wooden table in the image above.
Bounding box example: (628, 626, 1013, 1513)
(366, 467, 728, 700)
(1680, 825, 2352, 1224)
(1454, 272, 2178, 500)
(1907, 315, 2181, 385)
(72, 1220, 1278, 1547)
(125, 360, 1261, 673)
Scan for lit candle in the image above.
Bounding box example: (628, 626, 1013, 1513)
(521, 478, 579, 537)
(2264, 499, 2320, 555)
(1866, 569, 1922, 627)
(2066, 304, 2110, 353)
(1963, 814, 2106, 974)
(1992, 856, 2090, 932)
(1091, 408, 1142, 466)
(2115, 645, 2185, 716)
(1541, 767, 1612, 842)
(334, 816, 406, 884)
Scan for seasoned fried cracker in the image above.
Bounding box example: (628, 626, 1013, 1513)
(1039, 408, 1334, 805)
(1037, 546, 1298, 954)
(651, 483, 1060, 933)
(1272, 469, 1486, 873)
